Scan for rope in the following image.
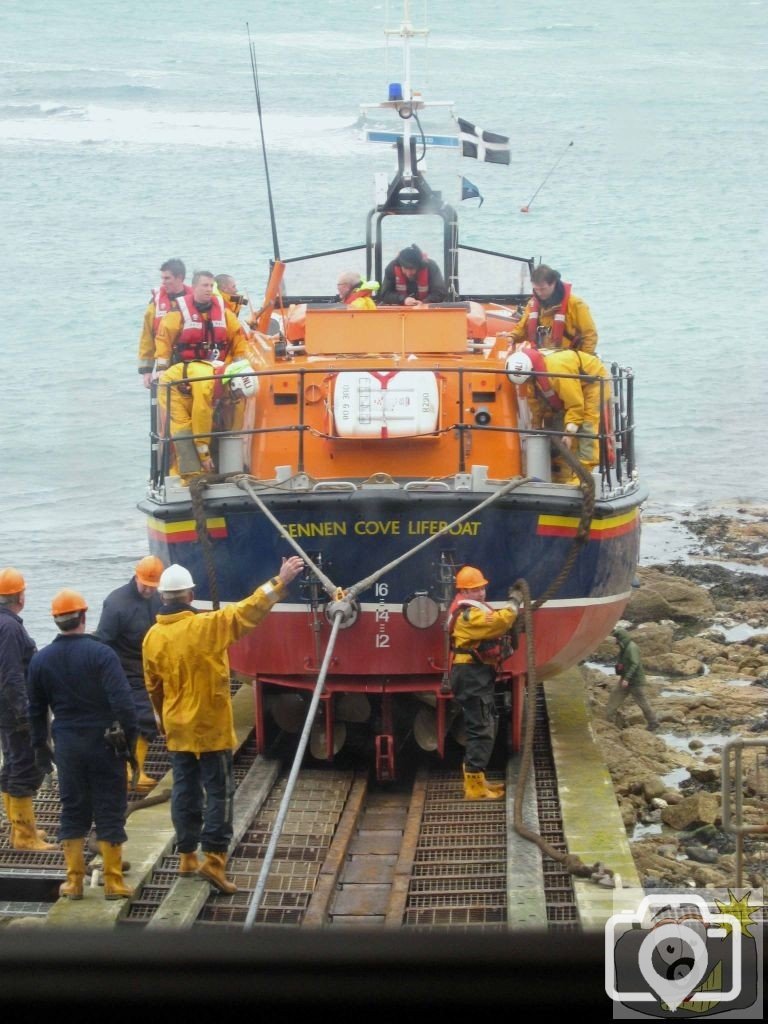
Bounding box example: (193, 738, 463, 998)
(508, 452, 615, 887)
(188, 476, 220, 609)
(237, 472, 535, 604)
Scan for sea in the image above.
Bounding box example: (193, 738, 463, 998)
(1, 0, 767, 644)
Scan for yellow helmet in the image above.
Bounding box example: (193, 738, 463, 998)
(455, 566, 489, 589)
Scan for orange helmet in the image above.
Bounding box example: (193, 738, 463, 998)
(0, 567, 25, 596)
(455, 566, 489, 589)
(51, 590, 88, 617)
(135, 555, 164, 588)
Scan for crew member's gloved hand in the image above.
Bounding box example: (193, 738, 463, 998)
(34, 743, 55, 776)
(508, 586, 525, 609)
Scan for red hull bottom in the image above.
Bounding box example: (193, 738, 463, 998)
(230, 599, 626, 780)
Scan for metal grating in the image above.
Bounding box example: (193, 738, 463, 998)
(409, 876, 506, 895)
(403, 907, 506, 927)
(533, 688, 579, 932)
(403, 772, 507, 931)
(124, 762, 355, 927)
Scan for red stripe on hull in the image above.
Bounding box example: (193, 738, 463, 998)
(148, 527, 228, 543)
(537, 520, 637, 540)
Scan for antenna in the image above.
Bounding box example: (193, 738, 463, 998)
(247, 23, 281, 260)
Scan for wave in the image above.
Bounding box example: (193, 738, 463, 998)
(0, 105, 366, 153)
(0, 103, 86, 120)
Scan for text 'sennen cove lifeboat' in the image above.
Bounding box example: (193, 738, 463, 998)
(138, 27, 647, 780)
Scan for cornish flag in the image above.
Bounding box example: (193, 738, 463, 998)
(457, 118, 510, 165)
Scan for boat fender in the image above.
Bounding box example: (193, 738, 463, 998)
(285, 303, 307, 342)
(465, 300, 487, 340)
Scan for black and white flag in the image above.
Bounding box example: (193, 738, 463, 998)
(457, 117, 510, 165)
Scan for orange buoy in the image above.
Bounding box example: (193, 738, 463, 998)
(520, 206, 529, 213)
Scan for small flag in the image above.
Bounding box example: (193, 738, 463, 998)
(457, 117, 510, 165)
(460, 176, 484, 206)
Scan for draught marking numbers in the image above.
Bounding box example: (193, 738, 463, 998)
(375, 582, 390, 648)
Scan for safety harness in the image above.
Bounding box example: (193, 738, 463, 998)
(173, 294, 229, 363)
(447, 597, 505, 667)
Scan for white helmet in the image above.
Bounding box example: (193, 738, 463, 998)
(158, 564, 195, 592)
(505, 351, 534, 385)
(225, 359, 258, 399)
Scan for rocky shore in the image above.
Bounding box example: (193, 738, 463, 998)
(583, 504, 768, 890)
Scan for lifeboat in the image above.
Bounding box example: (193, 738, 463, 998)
(138, 48, 646, 782)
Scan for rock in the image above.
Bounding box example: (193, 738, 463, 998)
(631, 623, 676, 658)
(689, 738, 704, 750)
(684, 843, 719, 864)
(680, 824, 719, 844)
(650, 797, 668, 809)
(627, 568, 716, 624)
(618, 799, 637, 828)
(661, 792, 719, 830)
(645, 653, 705, 676)
(662, 791, 684, 804)
(689, 767, 719, 784)
(637, 776, 667, 801)
(656, 844, 678, 858)
(640, 809, 663, 824)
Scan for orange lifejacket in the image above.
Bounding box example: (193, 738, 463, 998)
(447, 597, 504, 667)
(152, 284, 192, 334)
(344, 286, 377, 306)
(394, 264, 430, 301)
(526, 282, 572, 347)
(527, 347, 564, 412)
(173, 294, 229, 362)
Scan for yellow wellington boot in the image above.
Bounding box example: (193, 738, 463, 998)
(463, 764, 504, 796)
(463, 770, 504, 801)
(98, 841, 134, 900)
(2, 791, 13, 842)
(178, 852, 200, 876)
(59, 838, 86, 900)
(9, 796, 56, 851)
(129, 736, 158, 790)
(3, 791, 47, 843)
(198, 851, 238, 894)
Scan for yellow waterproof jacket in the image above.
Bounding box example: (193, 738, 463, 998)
(138, 301, 158, 372)
(153, 308, 248, 369)
(450, 600, 518, 665)
(528, 349, 609, 431)
(142, 579, 286, 752)
(510, 292, 597, 353)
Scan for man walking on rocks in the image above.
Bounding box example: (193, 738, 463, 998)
(606, 626, 659, 731)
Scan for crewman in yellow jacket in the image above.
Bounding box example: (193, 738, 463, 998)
(336, 270, 379, 310)
(506, 344, 611, 484)
(508, 264, 597, 354)
(153, 270, 253, 475)
(137, 258, 192, 388)
(214, 273, 249, 319)
(142, 556, 304, 893)
(448, 566, 523, 801)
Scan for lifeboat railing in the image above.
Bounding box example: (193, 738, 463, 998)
(148, 363, 638, 498)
